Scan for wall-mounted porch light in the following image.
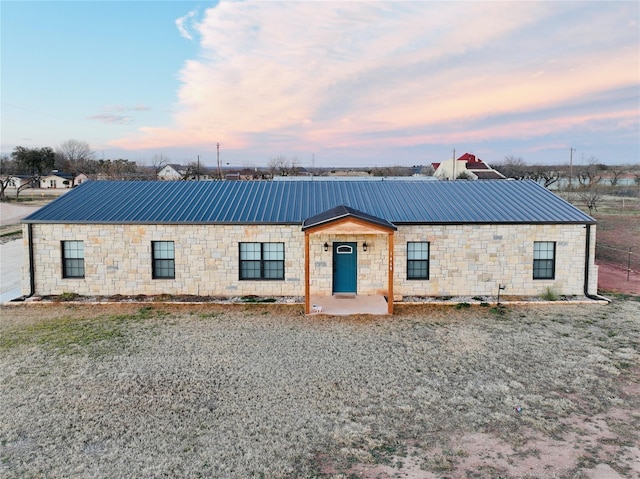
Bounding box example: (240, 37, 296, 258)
(363, 242, 368, 252)
(324, 242, 329, 252)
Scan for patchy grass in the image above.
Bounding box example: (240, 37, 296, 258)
(0, 300, 638, 478)
(0, 305, 166, 356)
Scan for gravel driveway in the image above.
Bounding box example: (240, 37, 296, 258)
(1, 300, 638, 478)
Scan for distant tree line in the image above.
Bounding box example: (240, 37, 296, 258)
(494, 156, 640, 186)
(493, 156, 640, 213)
(3, 142, 638, 212)
(0, 140, 149, 200)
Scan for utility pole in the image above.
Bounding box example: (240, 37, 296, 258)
(569, 147, 575, 194)
(197, 155, 200, 181)
(217, 143, 222, 180)
(452, 148, 456, 180)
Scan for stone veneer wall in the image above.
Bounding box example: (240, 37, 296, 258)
(394, 223, 596, 297)
(24, 222, 596, 298)
(24, 224, 305, 297)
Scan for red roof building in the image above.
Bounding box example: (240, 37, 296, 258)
(432, 153, 505, 180)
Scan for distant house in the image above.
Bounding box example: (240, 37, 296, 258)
(157, 164, 186, 180)
(74, 173, 91, 185)
(7, 175, 37, 189)
(157, 164, 214, 181)
(433, 153, 505, 180)
(40, 171, 74, 188)
(22, 179, 599, 314)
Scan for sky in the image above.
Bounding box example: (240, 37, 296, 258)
(1, 1, 639, 169)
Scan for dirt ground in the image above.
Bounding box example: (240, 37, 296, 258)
(597, 262, 640, 295)
(592, 197, 640, 296)
(1, 300, 638, 478)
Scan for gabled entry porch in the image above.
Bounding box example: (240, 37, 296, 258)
(302, 206, 397, 315)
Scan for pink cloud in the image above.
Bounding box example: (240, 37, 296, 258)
(112, 1, 639, 158)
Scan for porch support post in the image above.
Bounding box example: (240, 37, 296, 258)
(388, 232, 394, 314)
(304, 231, 310, 314)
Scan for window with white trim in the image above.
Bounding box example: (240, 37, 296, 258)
(152, 241, 175, 279)
(533, 241, 555, 280)
(240, 242, 284, 280)
(62, 241, 84, 278)
(407, 241, 429, 280)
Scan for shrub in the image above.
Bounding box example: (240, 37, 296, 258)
(541, 287, 559, 301)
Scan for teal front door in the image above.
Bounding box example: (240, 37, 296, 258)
(333, 242, 357, 293)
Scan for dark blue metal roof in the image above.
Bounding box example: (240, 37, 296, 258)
(23, 179, 595, 225)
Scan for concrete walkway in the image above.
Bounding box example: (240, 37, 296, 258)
(1, 202, 42, 303)
(0, 239, 23, 302)
(309, 294, 389, 315)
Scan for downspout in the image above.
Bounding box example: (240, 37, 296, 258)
(28, 223, 35, 297)
(13, 223, 36, 301)
(584, 224, 610, 303)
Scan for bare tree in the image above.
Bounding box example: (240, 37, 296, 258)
(578, 187, 605, 214)
(607, 166, 625, 187)
(268, 156, 300, 177)
(576, 157, 604, 188)
(56, 140, 94, 183)
(529, 165, 563, 188)
(149, 154, 169, 179)
(182, 161, 210, 180)
(494, 156, 528, 179)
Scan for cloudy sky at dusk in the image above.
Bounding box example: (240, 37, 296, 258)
(2, 1, 638, 168)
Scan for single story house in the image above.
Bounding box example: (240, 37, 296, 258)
(40, 171, 74, 189)
(22, 179, 598, 314)
(7, 175, 37, 189)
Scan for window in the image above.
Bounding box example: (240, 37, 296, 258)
(152, 241, 175, 279)
(407, 242, 429, 279)
(240, 242, 284, 280)
(62, 241, 85, 278)
(533, 241, 555, 280)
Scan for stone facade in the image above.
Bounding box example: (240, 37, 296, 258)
(23, 224, 304, 297)
(23, 222, 597, 298)
(394, 224, 596, 297)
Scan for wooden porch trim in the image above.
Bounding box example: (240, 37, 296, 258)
(388, 232, 394, 314)
(304, 229, 396, 315)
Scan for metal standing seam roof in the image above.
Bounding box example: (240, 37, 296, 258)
(22, 179, 596, 225)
